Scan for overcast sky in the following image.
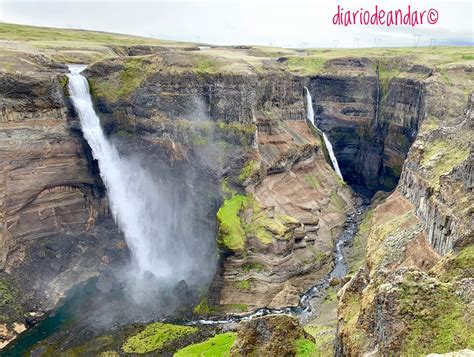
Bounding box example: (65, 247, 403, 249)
(0, 0, 472, 48)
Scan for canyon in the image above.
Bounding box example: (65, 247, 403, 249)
(0, 23, 472, 356)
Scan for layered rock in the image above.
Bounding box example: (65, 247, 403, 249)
(0, 68, 125, 345)
(336, 64, 473, 356)
(310, 59, 425, 195)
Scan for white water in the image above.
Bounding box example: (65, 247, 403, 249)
(67, 65, 210, 286)
(304, 87, 344, 181)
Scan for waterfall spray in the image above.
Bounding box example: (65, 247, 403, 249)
(304, 87, 344, 181)
(67, 65, 214, 288)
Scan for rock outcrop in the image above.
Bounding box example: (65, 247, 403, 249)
(336, 63, 473, 356)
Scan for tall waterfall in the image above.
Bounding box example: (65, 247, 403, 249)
(67, 65, 212, 287)
(304, 87, 344, 181)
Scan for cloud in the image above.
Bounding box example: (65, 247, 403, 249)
(0, 0, 472, 47)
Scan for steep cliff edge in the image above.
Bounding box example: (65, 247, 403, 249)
(1, 23, 472, 355)
(84, 54, 355, 311)
(0, 57, 128, 347)
(336, 63, 473, 356)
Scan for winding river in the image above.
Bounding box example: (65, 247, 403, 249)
(3, 67, 368, 356)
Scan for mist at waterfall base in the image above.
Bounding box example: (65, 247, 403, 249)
(67, 65, 217, 321)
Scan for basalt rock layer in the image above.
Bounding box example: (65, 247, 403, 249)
(1, 26, 473, 355)
(336, 63, 473, 356)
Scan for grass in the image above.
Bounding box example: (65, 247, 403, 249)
(296, 338, 318, 357)
(346, 209, 373, 273)
(242, 262, 266, 272)
(329, 190, 346, 211)
(89, 56, 157, 101)
(399, 272, 474, 355)
(437, 244, 474, 282)
(420, 139, 470, 190)
(216, 194, 248, 251)
(242, 195, 295, 244)
(223, 304, 248, 312)
(193, 298, 213, 315)
(239, 159, 260, 182)
(0, 22, 186, 47)
(304, 175, 320, 189)
(122, 323, 197, 354)
(174, 332, 236, 357)
(286, 57, 326, 75)
(234, 279, 251, 291)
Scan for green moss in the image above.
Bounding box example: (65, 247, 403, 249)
(224, 304, 248, 312)
(195, 58, 220, 75)
(122, 323, 197, 354)
(399, 272, 474, 356)
(61, 335, 115, 356)
(216, 194, 248, 251)
(304, 175, 320, 189)
(438, 244, 474, 282)
(217, 121, 256, 147)
(174, 332, 236, 357)
(239, 159, 260, 183)
(100, 352, 118, 357)
(0, 278, 23, 322)
(89, 57, 157, 101)
(329, 190, 346, 211)
(286, 57, 325, 75)
(295, 338, 317, 357)
(234, 279, 251, 291)
(242, 262, 266, 272)
(346, 209, 373, 273)
(421, 139, 469, 190)
(241, 194, 293, 245)
(193, 298, 213, 315)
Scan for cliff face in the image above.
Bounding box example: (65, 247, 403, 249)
(1, 28, 472, 355)
(336, 63, 473, 356)
(311, 58, 425, 195)
(85, 58, 354, 311)
(0, 67, 130, 346)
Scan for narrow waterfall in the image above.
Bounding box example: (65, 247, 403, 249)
(67, 65, 211, 285)
(304, 87, 344, 181)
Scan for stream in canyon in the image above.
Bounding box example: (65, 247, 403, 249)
(3, 68, 368, 356)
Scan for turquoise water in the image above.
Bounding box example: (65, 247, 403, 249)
(1, 280, 98, 356)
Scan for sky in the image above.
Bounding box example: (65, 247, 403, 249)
(0, 0, 472, 48)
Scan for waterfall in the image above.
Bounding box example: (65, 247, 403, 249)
(304, 87, 344, 181)
(67, 65, 212, 285)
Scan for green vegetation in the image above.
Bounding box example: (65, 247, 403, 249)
(239, 159, 260, 182)
(296, 338, 317, 357)
(0, 278, 23, 322)
(193, 298, 213, 315)
(216, 194, 248, 251)
(60, 335, 115, 356)
(195, 57, 220, 75)
(437, 244, 474, 282)
(223, 304, 248, 312)
(89, 57, 157, 101)
(174, 332, 236, 357)
(329, 190, 346, 211)
(217, 121, 256, 148)
(100, 351, 119, 357)
(242, 262, 266, 272)
(304, 175, 320, 189)
(122, 323, 197, 354)
(243, 195, 296, 244)
(399, 272, 474, 355)
(420, 139, 469, 190)
(346, 209, 373, 273)
(234, 279, 251, 291)
(286, 57, 326, 75)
